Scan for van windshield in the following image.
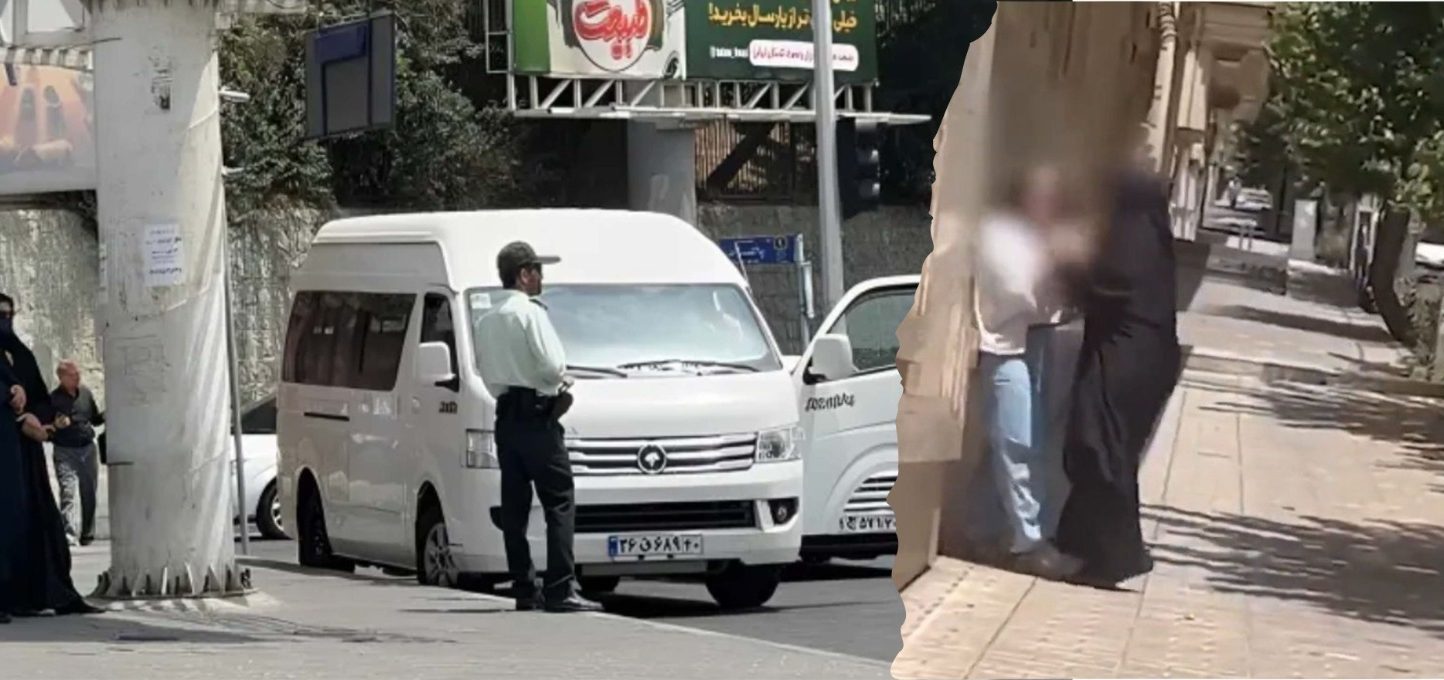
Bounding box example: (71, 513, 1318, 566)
(466, 285, 781, 377)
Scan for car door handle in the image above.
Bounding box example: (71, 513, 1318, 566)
(304, 411, 349, 423)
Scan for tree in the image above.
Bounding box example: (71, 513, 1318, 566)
(1260, 2, 1444, 344)
(219, 0, 535, 218)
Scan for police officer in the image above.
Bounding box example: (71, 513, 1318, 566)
(475, 242, 602, 614)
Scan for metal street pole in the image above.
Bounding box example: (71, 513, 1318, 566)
(812, 0, 845, 311)
(219, 89, 251, 558)
(224, 236, 249, 557)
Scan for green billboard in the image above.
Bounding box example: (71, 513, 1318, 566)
(511, 0, 877, 83)
(686, 0, 877, 83)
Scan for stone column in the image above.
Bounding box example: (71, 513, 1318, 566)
(626, 121, 698, 226)
(90, 1, 242, 598)
(1146, 2, 1180, 173)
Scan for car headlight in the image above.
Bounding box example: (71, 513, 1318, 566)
(756, 425, 803, 463)
(465, 430, 499, 469)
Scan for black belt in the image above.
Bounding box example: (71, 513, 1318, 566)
(498, 387, 573, 421)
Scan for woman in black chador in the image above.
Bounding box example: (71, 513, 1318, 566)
(1053, 153, 1182, 589)
(0, 357, 27, 624)
(0, 310, 101, 617)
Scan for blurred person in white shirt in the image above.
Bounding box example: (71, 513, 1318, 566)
(969, 164, 1085, 580)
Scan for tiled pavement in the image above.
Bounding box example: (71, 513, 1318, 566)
(893, 372, 1444, 678)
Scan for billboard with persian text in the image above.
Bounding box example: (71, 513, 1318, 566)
(509, 0, 876, 83)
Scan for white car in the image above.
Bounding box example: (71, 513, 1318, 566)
(230, 396, 287, 540)
(790, 275, 915, 564)
(1233, 188, 1273, 212)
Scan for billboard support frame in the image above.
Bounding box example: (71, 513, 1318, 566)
(504, 73, 928, 126)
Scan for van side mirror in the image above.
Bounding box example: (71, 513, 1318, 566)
(808, 333, 857, 383)
(416, 342, 456, 387)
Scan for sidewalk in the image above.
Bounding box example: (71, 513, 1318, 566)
(894, 370, 1444, 677)
(1178, 251, 1413, 382)
(3, 549, 891, 679)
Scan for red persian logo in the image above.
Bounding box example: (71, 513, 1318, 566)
(572, 0, 653, 72)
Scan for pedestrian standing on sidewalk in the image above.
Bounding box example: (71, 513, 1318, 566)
(50, 360, 104, 547)
(968, 163, 1082, 580)
(0, 357, 28, 625)
(474, 242, 602, 614)
(1054, 130, 1182, 589)
(0, 293, 101, 617)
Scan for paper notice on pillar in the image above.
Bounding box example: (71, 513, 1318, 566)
(143, 223, 186, 288)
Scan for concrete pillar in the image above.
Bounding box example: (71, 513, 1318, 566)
(1290, 198, 1318, 262)
(626, 121, 698, 225)
(1146, 2, 1179, 173)
(90, 2, 241, 597)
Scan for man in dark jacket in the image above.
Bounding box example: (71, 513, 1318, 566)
(50, 360, 104, 547)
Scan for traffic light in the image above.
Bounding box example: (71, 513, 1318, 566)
(837, 118, 883, 219)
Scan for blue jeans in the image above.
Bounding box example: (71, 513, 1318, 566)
(972, 326, 1067, 553)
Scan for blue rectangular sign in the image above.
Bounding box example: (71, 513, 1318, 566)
(718, 235, 801, 266)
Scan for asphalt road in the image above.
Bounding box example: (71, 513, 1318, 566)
(236, 537, 903, 663)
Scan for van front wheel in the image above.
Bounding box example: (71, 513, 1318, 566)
(705, 563, 782, 610)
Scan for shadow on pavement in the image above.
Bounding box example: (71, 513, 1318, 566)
(1188, 374, 1444, 483)
(0, 614, 264, 644)
(238, 556, 419, 588)
(782, 561, 892, 583)
(1211, 304, 1396, 345)
(1146, 505, 1444, 639)
(594, 592, 870, 620)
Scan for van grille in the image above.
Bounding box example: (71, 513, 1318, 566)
(567, 434, 757, 476)
(575, 501, 757, 533)
(844, 472, 897, 513)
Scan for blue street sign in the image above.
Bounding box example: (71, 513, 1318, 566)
(718, 235, 801, 266)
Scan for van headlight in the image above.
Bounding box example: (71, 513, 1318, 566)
(465, 430, 499, 469)
(755, 426, 803, 463)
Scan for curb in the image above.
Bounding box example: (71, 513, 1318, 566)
(1181, 346, 1444, 398)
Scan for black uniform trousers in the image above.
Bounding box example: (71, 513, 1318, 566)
(495, 388, 576, 603)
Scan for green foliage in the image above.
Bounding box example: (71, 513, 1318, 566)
(1261, 3, 1444, 211)
(219, 17, 334, 218)
(220, 0, 531, 219)
(327, 66, 526, 209)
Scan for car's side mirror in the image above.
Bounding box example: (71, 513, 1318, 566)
(416, 342, 457, 388)
(807, 333, 858, 383)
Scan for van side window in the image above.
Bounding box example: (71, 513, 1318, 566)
(353, 293, 416, 390)
(282, 292, 318, 384)
(282, 291, 355, 386)
(421, 294, 459, 377)
(828, 288, 915, 374)
(283, 291, 412, 389)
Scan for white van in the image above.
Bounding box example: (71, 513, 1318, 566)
(277, 210, 804, 609)
(790, 275, 917, 563)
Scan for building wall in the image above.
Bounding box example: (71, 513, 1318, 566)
(0, 209, 104, 395)
(0, 206, 326, 407)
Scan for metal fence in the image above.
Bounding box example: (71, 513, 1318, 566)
(694, 122, 817, 204)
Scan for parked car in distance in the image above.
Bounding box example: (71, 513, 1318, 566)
(1233, 187, 1273, 212)
(230, 395, 286, 540)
